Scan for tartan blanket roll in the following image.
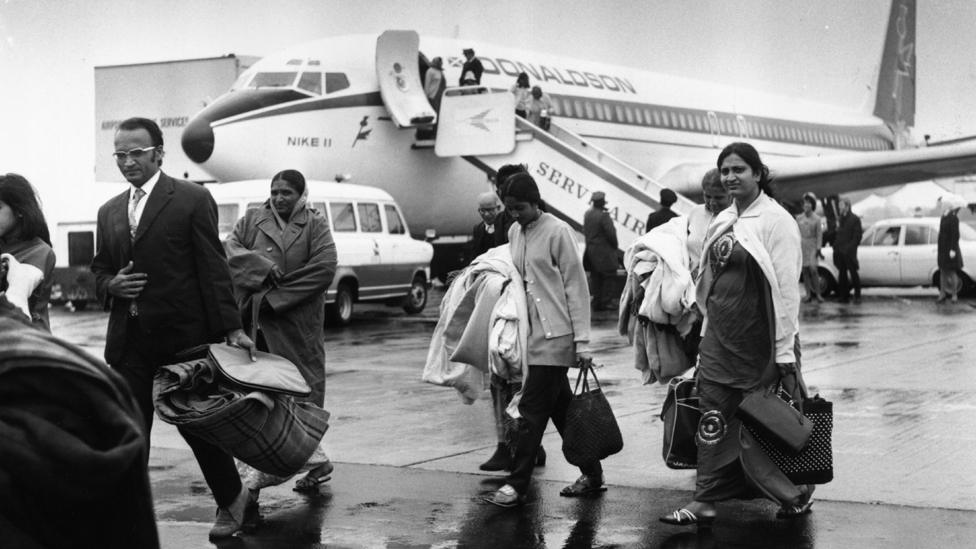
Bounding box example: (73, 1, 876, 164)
(152, 357, 330, 476)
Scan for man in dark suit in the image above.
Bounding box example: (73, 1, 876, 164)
(465, 191, 506, 266)
(832, 198, 863, 303)
(583, 191, 619, 310)
(645, 188, 679, 233)
(937, 198, 965, 303)
(91, 117, 255, 540)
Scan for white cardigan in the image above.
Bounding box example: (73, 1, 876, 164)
(697, 193, 802, 363)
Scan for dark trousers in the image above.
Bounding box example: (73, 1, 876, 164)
(588, 269, 617, 309)
(835, 254, 861, 298)
(490, 374, 520, 442)
(506, 366, 602, 494)
(114, 318, 242, 508)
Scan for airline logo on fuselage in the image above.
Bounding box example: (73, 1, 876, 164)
(447, 56, 636, 95)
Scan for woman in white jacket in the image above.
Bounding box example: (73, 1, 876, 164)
(661, 142, 812, 526)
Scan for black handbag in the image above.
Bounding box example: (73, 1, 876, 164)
(737, 386, 813, 453)
(744, 393, 833, 484)
(660, 375, 699, 469)
(562, 362, 624, 466)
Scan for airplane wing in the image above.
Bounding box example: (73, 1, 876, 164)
(771, 140, 976, 201)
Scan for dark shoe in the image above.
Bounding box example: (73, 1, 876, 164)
(479, 443, 512, 472)
(209, 487, 249, 539)
(482, 484, 524, 508)
(534, 446, 546, 467)
(559, 474, 606, 497)
(659, 508, 715, 526)
(293, 460, 334, 493)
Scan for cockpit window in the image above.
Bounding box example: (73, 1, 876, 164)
(298, 72, 322, 95)
(248, 72, 299, 89)
(326, 73, 350, 93)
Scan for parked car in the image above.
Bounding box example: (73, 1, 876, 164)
(817, 217, 976, 296)
(208, 180, 433, 326)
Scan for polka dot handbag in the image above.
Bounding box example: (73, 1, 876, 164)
(745, 394, 833, 485)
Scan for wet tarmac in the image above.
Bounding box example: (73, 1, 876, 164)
(50, 285, 976, 548)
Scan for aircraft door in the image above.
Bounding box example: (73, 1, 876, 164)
(376, 30, 437, 128)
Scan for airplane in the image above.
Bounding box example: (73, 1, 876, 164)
(181, 0, 976, 277)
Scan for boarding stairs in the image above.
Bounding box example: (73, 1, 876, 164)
(376, 30, 694, 254)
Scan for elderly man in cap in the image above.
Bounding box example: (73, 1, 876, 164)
(583, 191, 619, 310)
(646, 188, 679, 233)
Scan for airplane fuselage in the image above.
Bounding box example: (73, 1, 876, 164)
(183, 34, 896, 239)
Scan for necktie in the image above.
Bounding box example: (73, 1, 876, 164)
(128, 187, 146, 316)
(129, 187, 146, 240)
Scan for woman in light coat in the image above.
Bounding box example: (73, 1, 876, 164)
(225, 169, 338, 493)
(484, 172, 604, 507)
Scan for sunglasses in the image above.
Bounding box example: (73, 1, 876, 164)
(112, 146, 157, 161)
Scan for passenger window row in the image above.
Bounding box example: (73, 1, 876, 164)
(551, 94, 889, 151)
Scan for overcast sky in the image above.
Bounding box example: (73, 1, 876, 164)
(1, 0, 974, 200)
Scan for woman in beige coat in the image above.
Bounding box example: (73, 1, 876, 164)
(225, 169, 338, 493)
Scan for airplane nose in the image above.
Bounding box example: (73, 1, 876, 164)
(182, 116, 215, 163)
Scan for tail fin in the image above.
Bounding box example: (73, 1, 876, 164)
(873, 0, 916, 136)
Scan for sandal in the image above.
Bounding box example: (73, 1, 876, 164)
(559, 474, 607, 497)
(659, 508, 715, 526)
(293, 461, 334, 493)
(482, 484, 524, 508)
(776, 494, 814, 519)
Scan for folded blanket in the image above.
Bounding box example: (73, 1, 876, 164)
(153, 357, 329, 476)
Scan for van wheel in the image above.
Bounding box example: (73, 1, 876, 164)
(403, 275, 428, 314)
(327, 283, 354, 326)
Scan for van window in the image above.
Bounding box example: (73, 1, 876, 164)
(246, 202, 264, 211)
(358, 203, 382, 233)
(385, 204, 405, 235)
(311, 202, 329, 224)
(67, 231, 95, 266)
(331, 202, 356, 232)
(217, 204, 240, 235)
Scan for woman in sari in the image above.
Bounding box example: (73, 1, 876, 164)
(661, 142, 813, 526)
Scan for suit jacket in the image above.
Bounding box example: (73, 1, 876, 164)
(466, 218, 507, 266)
(832, 212, 862, 264)
(645, 207, 678, 234)
(91, 172, 241, 365)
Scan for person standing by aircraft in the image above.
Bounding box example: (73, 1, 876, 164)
(466, 191, 506, 267)
(91, 117, 255, 540)
(526, 86, 555, 130)
(424, 56, 446, 112)
(511, 72, 532, 118)
(661, 142, 810, 527)
(484, 172, 605, 508)
(0, 173, 56, 331)
(937, 196, 965, 303)
(460, 48, 484, 86)
(646, 188, 679, 234)
(796, 193, 824, 303)
(583, 191, 619, 311)
(686, 169, 731, 277)
(832, 198, 862, 304)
